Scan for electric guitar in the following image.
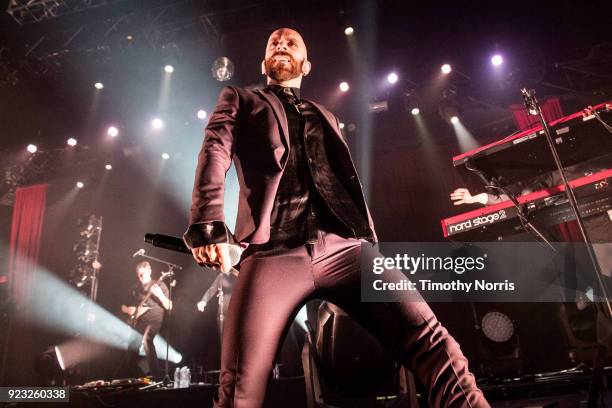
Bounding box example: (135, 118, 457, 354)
(121, 271, 173, 326)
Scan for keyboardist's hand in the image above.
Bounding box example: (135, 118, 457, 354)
(450, 188, 488, 206)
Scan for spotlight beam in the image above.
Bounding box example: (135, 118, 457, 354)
(451, 118, 479, 152)
(20, 266, 182, 362)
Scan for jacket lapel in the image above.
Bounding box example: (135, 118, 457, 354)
(305, 99, 350, 150)
(255, 88, 290, 150)
(254, 89, 349, 156)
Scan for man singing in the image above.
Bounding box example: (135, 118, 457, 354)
(184, 28, 489, 407)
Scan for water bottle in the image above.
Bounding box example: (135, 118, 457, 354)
(173, 367, 180, 388)
(179, 366, 190, 388)
(184, 367, 191, 388)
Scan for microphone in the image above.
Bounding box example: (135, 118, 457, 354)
(144, 233, 242, 267)
(132, 249, 145, 257)
(144, 234, 190, 254)
(520, 88, 538, 116)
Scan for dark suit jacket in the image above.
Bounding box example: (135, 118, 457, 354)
(183, 86, 377, 249)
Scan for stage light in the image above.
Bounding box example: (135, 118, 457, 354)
(368, 100, 388, 113)
(491, 54, 503, 66)
(54, 339, 108, 372)
(54, 346, 66, 370)
(451, 114, 479, 152)
(107, 126, 119, 137)
(387, 72, 398, 84)
(76, 182, 84, 188)
(152, 118, 164, 129)
(105, 164, 112, 170)
(339, 81, 350, 92)
(34, 347, 63, 383)
(211, 57, 234, 82)
(339, 122, 345, 129)
(344, 26, 354, 36)
(161, 153, 170, 160)
(67, 138, 77, 146)
(439, 89, 460, 123)
(94, 82, 104, 90)
(481, 311, 515, 342)
(197, 110, 207, 120)
(402, 91, 421, 116)
(126, 35, 133, 41)
(27, 144, 37, 153)
(164, 64, 174, 73)
(441, 64, 452, 74)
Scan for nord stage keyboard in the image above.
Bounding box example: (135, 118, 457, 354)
(441, 169, 612, 241)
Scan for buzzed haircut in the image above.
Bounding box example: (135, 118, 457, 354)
(136, 261, 151, 271)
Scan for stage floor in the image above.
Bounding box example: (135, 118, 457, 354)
(8, 368, 612, 407)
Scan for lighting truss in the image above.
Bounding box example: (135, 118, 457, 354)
(6, 0, 127, 25)
(70, 214, 103, 301)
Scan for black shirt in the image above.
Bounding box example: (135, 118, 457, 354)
(131, 280, 169, 320)
(265, 85, 369, 246)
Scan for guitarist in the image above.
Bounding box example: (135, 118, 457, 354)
(121, 261, 172, 377)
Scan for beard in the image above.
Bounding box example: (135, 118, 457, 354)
(264, 54, 303, 82)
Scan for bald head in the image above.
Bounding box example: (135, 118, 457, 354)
(267, 28, 308, 58)
(262, 28, 311, 86)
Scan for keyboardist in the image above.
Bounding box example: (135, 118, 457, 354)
(449, 160, 611, 350)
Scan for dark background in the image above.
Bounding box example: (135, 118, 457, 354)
(1, 0, 611, 385)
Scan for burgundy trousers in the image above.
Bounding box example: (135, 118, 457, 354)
(215, 232, 489, 407)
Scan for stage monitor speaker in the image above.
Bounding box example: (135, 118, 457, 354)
(314, 302, 402, 397)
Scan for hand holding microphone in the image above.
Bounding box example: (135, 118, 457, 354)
(144, 233, 240, 275)
(191, 244, 232, 274)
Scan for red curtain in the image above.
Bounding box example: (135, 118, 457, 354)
(8, 184, 48, 308)
(510, 97, 564, 130)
